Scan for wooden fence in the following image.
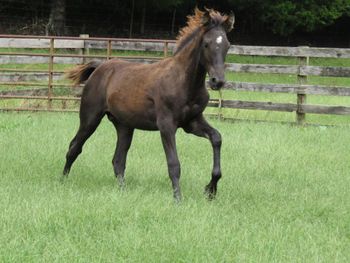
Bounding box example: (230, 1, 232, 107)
(0, 34, 350, 124)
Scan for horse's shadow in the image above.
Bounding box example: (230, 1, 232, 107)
(59, 167, 171, 196)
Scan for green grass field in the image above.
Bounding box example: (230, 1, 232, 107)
(1, 112, 349, 262)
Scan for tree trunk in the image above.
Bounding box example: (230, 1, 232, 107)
(140, 5, 146, 35)
(171, 8, 176, 36)
(46, 0, 66, 36)
(129, 0, 135, 38)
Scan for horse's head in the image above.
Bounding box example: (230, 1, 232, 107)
(200, 9, 235, 90)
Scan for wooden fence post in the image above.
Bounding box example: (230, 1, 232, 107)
(163, 41, 168, 57)
(79, 34, 89, 63)
(48, 38, 54, 109)
(107, 40, 112, 60)
(296, 46, 309, 125)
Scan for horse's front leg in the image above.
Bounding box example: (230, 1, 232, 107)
(157, 116, 181, 201)
(183, 114, 222, 199)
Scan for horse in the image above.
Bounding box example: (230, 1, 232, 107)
(63, 8, 235, 201)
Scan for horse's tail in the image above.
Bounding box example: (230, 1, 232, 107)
(65, 61, 101, 85)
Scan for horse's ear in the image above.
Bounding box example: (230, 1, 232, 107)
(201, 9, 211, 26)
(224, 12, 235, 32)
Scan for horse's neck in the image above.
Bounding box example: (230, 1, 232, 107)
(175, 32, 207, 92)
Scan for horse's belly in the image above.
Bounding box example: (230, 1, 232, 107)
(117, 115, 158, 130)
(108, 93, 158, 130)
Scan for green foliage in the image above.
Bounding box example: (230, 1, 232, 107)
(263, 0, 350, 35)
(227, 0, 350, 35)
(1, 0, 349, 37)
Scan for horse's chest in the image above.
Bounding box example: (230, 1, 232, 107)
(181, 101, 207, 121)
(180, 90, 209, 119)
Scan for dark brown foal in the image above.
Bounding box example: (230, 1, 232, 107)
(63, 8, 235, 201)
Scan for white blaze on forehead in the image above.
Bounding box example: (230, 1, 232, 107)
(216, 36, 223, 44)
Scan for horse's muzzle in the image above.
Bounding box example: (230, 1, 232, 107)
(209, 77, 225, 90)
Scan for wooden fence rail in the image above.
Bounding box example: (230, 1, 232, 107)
(0, 35, 350, 124)
(226, 64, 350, 78)
(1, 36, 350, 58)
(229, 45, 350, 58)
(209, 98, 350, 116)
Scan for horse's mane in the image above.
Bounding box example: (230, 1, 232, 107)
(175, 8, 229, 51)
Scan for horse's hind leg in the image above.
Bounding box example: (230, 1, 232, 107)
(108, 115, 134, 187)
(63, 104, 105, 176)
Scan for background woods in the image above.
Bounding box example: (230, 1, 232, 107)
(0, 0, 349, 46)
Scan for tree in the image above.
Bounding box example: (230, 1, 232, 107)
(128, 0, 184, 37)
(46, 0, 66, 35)
(261, 0, 350, 36)
(227, 0, 350, 36)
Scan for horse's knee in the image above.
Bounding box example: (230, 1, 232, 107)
(211, 131, 222, 148)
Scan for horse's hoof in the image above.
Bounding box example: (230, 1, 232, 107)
(173, 190, 182, 203)
(175, 193, 182, 201)
(173, 195, 182, 204)
(204, 184, 216, 200)
(116, 176, 126, 190)
(59, 174, 68, 184)
(119, 183, 126, 191)
(63, 166, 70, 176)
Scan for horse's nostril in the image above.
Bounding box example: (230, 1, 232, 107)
(216, 81, 224, 88)
(211, 77, 217, 83)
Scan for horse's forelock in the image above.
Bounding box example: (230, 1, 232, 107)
(176, 8, 228, 47)
(208, 10, 228, 27)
